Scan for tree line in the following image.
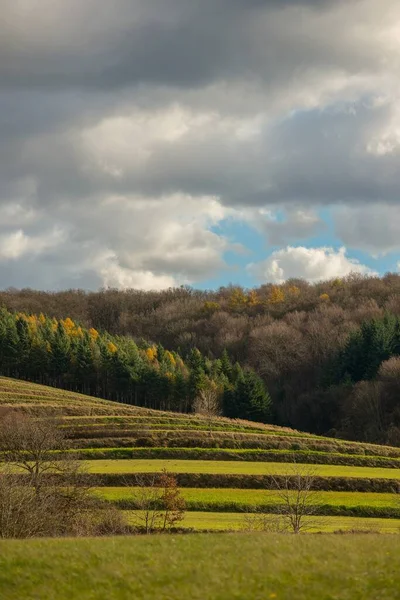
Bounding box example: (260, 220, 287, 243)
(0, 308, 271, 422)
(2, 272, 400, 444)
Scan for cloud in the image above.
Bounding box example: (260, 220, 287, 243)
(0, 0, 399, 289)
(240, 207, 324, 245)
(0, 228, 65, 261)
(334, 205, 400, 256)
(0, 0, 365, 91)
(248, 246, 376, 283)
(0, 194, 234, 290)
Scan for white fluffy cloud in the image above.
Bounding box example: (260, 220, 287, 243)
(249, 246, 376, 283)
(0, 228, 64, 261)
(0, 194, 234, 290)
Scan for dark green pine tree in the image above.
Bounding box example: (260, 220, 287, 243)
(108, 351, 136, 403)
(393, 318, 400, 356)
(1, 317, 19, 377)
(186, 347, 206, 408)
(156, 343, 165, 363)
(234, 370, 272, 423)
(222, 382, 237, 418)
(231, 361, 244, 383)
(220, 349, 233, 381)
(74, 334, 95, 394)
(172, 371, 189, 412)
(16, 318, 31, 377)
(337, 315, 398, 384)
(187, 348, 205, 371)
(51, 322, 71, 385)
(29, 335, 50, 383)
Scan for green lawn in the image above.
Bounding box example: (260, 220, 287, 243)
(1, 534, 400, 600)
(84, 459, 400, 479)
(97, 487, 400, 508)
(125, 511, 400, 533)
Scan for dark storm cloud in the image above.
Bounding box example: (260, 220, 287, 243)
(0, 0, 353, 91)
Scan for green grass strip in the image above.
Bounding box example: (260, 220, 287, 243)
(83, 459, 400, 479)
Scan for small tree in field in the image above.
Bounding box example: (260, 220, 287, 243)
(243, 463, 322, 534)
(129, 474, 166, 534)
(194, 380, 221, 434)
(129, 469, 186, 534)
(159, 469, 186, 531)
(0, 411, 67, 495)
(271, 463, 322, 534)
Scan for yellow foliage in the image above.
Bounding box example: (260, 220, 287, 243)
(107, 342, 118, 354)
(89, 328, 99, 340)
(145, 347, 157, 362)
(268, 286, 285, 304)
(288, 285, 300, 297)
(247, 290, 260, 306)
(46, 342, 52, 353)
(39, 313, 46, 325)
(320, 293, 330, 302)
(62, 317, 75, 331)
(331, 278, 342, 287)
(202, 301, 221, 313)
(228, 288, 248, 309)
(164, 350, 176, 366)
(24, 314, 38, 335)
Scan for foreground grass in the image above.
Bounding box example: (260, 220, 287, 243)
(85, 459, 400, 479)
(1, 534, 400, 600)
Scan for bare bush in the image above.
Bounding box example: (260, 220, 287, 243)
(0, 411, 120, 538)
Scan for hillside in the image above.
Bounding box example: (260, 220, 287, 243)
(2, 275, 400, 445)
(0, 308, 271, 422)
(2, 377, 400, 532)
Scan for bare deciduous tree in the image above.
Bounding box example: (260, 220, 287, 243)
(0, 411, 66, 494)
(243, 463, 322, 534)
(129, 469, 186, 534)
(0, 411, 127, 538)
(270, 463, 322, 534)
(194, 381, 221, 434)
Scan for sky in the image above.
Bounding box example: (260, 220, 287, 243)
(1, 0, 400, 291)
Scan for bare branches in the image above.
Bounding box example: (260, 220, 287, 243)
(242, 462, 323, 534)
(0, 411, 66, 494)
(0, 411, 124, 538)
(194, 381, 222, 434)
(128, 469, 186, 534)
(270, 463, 322, 534)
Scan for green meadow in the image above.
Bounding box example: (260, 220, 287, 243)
(1, 534, 400, 600)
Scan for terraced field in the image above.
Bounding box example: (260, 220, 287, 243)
(2, 376, 400, 532)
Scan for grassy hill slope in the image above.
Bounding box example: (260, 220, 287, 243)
(1, 377, 400, 531)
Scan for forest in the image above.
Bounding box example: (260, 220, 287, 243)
(0, 309, 270, 423)
(2, 272, 400, 445)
